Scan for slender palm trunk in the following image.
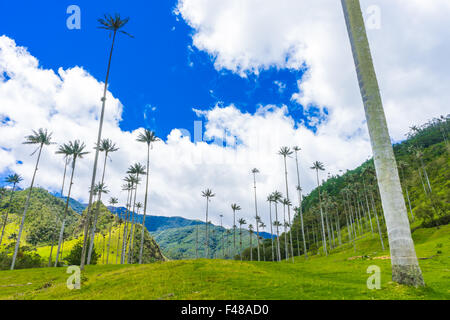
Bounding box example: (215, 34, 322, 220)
(81, 31, 117, 270)
(233, 209, 236, 251)
(315, 170, 327, 256)
(342, 0, 424, 286)
(11, 145, 43, 270)
(195, 224, 199, 259)
(116, 223, 122, 264)
(274, 204, 281, 262)
(139, 145, 151, 264)
(205, 198, 209, 258)
(0, 183, 17, 246)
(283, 204, 288, 260)
(48, 157, 69, 266)
(370, 189, 385, 250)
(127, 176, 140, 264)
(55, 158, 77, 267)
(282, 157, 295, 263)
(87, 151, 109, 264)
(268, 202, 275, 261)
(249, 230, 253, 261)
(239, 227, 242, 261)
(121, 187, 133, 264)
(252, 174, 260, 261)
(294, 152, 307, 258)
(106, 221, 112, 264)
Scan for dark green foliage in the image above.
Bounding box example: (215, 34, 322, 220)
(0, 245, 44, 270)
(0, 188, 80, 247)
(65, 240, 99, 266)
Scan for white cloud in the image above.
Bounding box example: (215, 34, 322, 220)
(176, 0, 450, 141)
(3, 0, 449, 230)
(0, 35, 374, 229)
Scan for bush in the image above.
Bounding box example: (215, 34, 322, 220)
(65, 240, 99, 266)
(0, 246, 44, 270)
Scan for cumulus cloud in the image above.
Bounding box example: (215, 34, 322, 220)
(0, 35, 373, 228)
(176, 0, 450, 140)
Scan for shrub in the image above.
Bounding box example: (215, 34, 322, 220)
(65, 240, 99, 266)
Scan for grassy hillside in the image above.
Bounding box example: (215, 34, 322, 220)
(244, 116, 450, 261)
(0, 223, 448, 300)
(153, 224, 259, 260)
(0, 191, 165, 269)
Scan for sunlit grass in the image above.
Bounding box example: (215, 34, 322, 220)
(1, 224, 448, 300)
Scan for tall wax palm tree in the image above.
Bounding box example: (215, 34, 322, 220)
(86, 139, 118, 264)
(87, 182, 110, 265)
(248, 224, 254, 261)
(48, 152, 71, 266)
(202, 189, 215, 258)
(106, 197, 118, 264)
(397, 161, 414, 221)
(0, 174, 23, 245)
(259, 222, 267, 261)
(251, 168, 261, 261)
(125, 163, 146, 264)
(87, 139, 119, 264)
(238, 218, 246, 261)
(281, 199, 289, 260)
(231, 203, 241, 253)
(266, 195, 275, 261)
(293, 146, 307, 258)
(54, 141, 89, 266)
(283, 198, 294, 261)
(311, 161, 327, 256)
(11, 129, 54, 270)
(272, 191, 283, 261)
(278, 147, 295, 262)
(341, 0, 424, 286)
(121, 175, 138, 264)
(219, 214, 225, 258)
(136, 129, 159, 264)
(273, 220, 282, 261)
(81, 14, 133, 270)
(130, 201, 142, 262)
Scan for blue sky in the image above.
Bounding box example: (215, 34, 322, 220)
(0, 0, 306, 140)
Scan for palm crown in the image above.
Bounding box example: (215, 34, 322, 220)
(127, 163, 147, 176)
(97, 139, 119, 155)
(98, 13, 134, 38)
(311, 161, 325, 171)
(278, 146, 293, 157)
(137, 129, 160, 148)
(56, 140, 89, 162)
(202, 189, 215, 199)
(231, 203, 241, 211)
(5, 174, 23, 186)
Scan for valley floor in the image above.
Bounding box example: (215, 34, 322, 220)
(0, 224, 449, 300)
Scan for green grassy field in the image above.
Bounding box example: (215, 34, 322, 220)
(0, 224, 448, 300)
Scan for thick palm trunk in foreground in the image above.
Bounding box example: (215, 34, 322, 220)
(341, 0, 424, 286)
